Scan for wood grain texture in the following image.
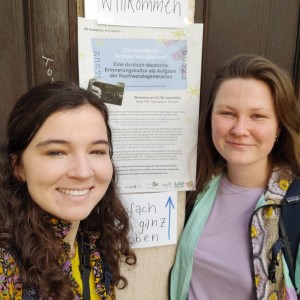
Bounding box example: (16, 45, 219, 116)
(1, 1, 300, 298)
(0, 0, 79, 141)
(292, 5, 300, 97)
(0, 1, 28, 140)
(24, 0, 78, 87)
(200, 0, 300, 109)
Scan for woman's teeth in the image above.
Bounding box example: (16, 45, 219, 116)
(58, 188, 89, 196)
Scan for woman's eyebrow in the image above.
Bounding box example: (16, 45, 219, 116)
(91, 140, 110, 145)
(36, 139, 110, 147)
(36, 139, 68, 147)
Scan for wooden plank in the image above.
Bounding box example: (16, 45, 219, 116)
(200, 0, 299, 109)
(0, 0, 28, 140)
(24, 0, 78, 87)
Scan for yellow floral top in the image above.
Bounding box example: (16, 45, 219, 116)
(0, 218, 115, 300)
(71, 241, 101, 300)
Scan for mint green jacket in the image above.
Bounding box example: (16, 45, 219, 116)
(170, 171, 300, 300)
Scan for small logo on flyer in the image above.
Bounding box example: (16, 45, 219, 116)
(186, 181, 194, 188)
(175, 181, 185, 189)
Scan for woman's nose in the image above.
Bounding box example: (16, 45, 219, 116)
(230, 117, 250, 136)
(67, 155, 94, 179)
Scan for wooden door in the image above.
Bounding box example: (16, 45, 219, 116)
(0, 0, 78, 140)
(1, 1, 300, 299)
(0, 1, 28, 140)
(195, 0, 300, 109)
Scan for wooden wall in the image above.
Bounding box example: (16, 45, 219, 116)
(196, 0, 300, 109)
(0, 1, 28, 140)
(0, 0, 78, 140)
(1, 0, 300, 299)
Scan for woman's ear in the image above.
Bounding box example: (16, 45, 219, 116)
(276, 124, 282, 139)
(10, 155, 26, 182)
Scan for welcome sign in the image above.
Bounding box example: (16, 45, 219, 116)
(97, 0, 189, 28)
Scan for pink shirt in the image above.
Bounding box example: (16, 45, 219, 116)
(189, 175, 265, 300)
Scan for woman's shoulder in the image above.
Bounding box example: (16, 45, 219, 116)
(0, 247, 22, 299)
(198, 174, 223, 196)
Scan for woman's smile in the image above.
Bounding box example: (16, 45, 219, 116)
(57, 188, 91, 196)
(226, 140, 255, 148)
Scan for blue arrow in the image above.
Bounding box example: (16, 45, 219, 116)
(165, 196, 175, 240)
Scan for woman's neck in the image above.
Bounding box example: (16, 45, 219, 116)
(226, 161, 272, 188)
(63, 221, 80, 258)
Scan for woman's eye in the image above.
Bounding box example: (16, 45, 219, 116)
(47, 151, 65, 156)
(90, 150, 108, 155)
(252, 114, 265, 119)
(221, 111, 234, 116)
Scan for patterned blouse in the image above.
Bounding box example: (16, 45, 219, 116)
(0, 217, 115, 300)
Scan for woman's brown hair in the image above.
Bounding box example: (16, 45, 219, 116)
(0, 81, 136, 298)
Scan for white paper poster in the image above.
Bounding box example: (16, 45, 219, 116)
(78, 17, 203, 193)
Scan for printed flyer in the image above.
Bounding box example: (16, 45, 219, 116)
(78, 17, 203, 193)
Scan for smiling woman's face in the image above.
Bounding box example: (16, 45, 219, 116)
(15, 104, 113, 223)
(211, 78, 280, 173)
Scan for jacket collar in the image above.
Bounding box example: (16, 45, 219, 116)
(46, 216, 72, 240)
